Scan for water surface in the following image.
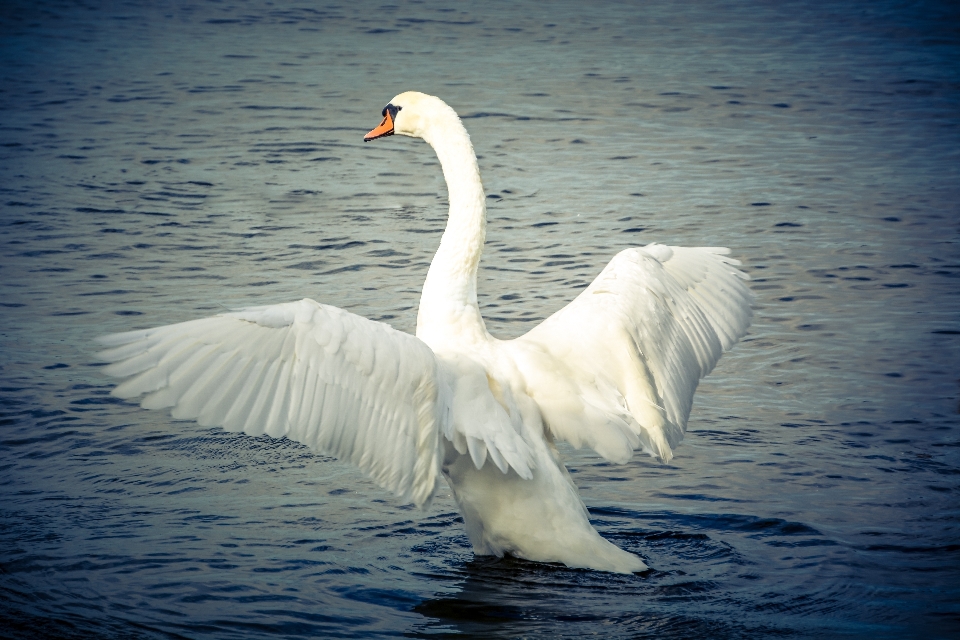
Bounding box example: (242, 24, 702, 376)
(1, 0, 959, 637)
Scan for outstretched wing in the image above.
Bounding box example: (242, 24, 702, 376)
(97, 299, 446, 507)
(509, 244, 753, 463)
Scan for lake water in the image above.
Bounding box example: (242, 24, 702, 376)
(1, 0, 958, 637)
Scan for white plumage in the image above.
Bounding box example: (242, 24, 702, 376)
(98, 92, 752, 573)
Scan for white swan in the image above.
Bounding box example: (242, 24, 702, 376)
(97, 92, 752, 574)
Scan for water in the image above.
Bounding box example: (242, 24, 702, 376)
(1, 0, 958, 637)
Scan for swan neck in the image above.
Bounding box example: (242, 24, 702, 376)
(417, 116, 488, 343)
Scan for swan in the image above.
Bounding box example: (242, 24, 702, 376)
(97, 92, 753, 574)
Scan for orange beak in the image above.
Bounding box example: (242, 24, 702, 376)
(364, 110, 395, 142)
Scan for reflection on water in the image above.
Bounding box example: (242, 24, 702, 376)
(1, 0, 958, 637)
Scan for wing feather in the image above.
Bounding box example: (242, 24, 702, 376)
(511, 243, 753, 463)
(97, 298, 449, 507)
(197, 354, 250, 426)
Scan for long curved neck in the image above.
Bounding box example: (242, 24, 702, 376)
(416, 115, 489, 346)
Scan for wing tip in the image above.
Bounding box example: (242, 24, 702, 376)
(94, 330, 147, 348)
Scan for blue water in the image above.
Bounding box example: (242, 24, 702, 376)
(1, 0, 959, 637)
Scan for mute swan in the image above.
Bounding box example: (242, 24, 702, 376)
(97, 92, 752, 574)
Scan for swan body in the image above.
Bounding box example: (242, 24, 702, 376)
(98, 92, 753, 574)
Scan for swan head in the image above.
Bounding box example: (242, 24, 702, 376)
(363, 91, 458, 143)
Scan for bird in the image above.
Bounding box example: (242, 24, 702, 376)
(97, 91, 753, 574)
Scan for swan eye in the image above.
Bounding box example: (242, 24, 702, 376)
(381, 104, 402, 119)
